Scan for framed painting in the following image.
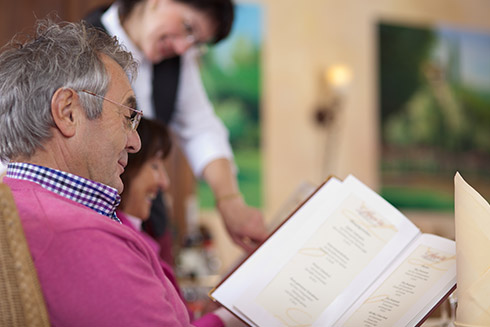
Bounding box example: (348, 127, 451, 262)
(378, 21, 490, 210)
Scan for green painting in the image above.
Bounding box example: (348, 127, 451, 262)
(378, 22, 490, 210)
(198, 3, 262, 208)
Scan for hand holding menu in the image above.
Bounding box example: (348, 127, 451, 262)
(210, 175, 456, 327)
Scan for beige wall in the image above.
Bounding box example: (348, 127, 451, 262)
(256, 0, 490, 218)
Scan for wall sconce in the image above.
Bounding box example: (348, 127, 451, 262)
(314, 64, 352, 126)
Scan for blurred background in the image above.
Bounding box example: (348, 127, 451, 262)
(1, 2, 489, 317)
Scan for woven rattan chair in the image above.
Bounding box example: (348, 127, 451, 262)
(0, 183, 50, 326)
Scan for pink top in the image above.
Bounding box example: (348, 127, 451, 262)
(117, 210, 224, 327)
(5, 177, 194, 327)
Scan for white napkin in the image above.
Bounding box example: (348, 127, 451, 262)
(454, 172, 490, 327)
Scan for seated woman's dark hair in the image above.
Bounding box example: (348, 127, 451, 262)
(120, 117, 172, 204)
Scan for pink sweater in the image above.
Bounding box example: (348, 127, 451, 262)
(117, 211, 224, 327)
(5, 177, 194, 326)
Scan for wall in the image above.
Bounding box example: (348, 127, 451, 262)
(259, 0, 490, 218)
(0, 0, 112, 46)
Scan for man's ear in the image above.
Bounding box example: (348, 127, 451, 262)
(51, 88, 82, 138)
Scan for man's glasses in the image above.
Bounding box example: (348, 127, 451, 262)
(80, 90, 143, 131)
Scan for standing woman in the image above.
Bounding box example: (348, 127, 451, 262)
(85, 0, 267, 252)
(118, 118, 244, 327)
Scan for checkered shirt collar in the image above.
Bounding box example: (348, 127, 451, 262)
(6, 162, 121, 223)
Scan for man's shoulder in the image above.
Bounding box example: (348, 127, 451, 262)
(5, 177, 93, 221)
(4, 177, 152, 261)
(3, 177, 123, 241)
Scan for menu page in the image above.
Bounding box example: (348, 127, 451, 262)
(210, 177, 346, 325)
(233, 178, 421, 327)
(251, 195, 397, 326)
(336, 234, 456, 327)
(211, 175, 421, 327)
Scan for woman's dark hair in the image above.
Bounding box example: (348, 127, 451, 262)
(118, 0, 234, 44)
(120, 117, 172, 205)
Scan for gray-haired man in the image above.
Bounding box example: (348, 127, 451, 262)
(0, 19, 195, 326)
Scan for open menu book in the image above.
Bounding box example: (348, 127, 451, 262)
(210, 175, 456, 327)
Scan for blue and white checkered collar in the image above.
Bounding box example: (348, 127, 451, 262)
(6, 162, 121, 223)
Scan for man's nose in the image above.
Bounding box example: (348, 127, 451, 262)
(127, 129, 141, 153)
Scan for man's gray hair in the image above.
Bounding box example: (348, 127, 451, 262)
(0, 18, 138, 162)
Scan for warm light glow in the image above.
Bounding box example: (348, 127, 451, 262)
(325, 64, 352, 93)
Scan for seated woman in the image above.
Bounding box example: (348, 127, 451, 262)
(118, 118, 243, 327)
